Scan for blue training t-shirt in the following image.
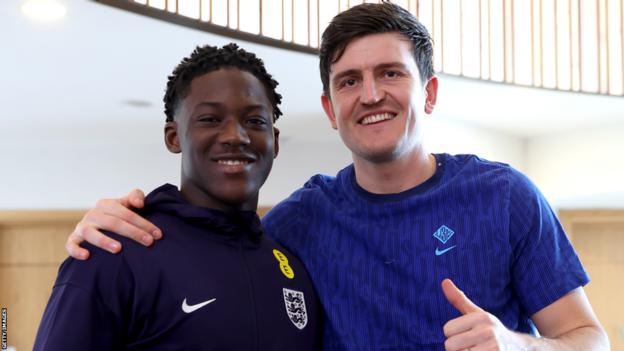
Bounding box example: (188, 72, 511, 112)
(262, 153, 589, 351)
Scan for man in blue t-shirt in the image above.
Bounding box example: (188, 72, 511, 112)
(64, 2, 609, 350)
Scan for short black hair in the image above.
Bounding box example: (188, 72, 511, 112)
(164, 43, 282, 122)
(319, 1, 434, 95)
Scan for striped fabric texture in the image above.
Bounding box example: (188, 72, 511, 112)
(263, 153, 589, 351)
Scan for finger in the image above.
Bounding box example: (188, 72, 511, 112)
(112, 207, 162, 241)
(84, 210, 157, 246)
(441, 279, 483, 315)
(65, 232, 90, 260)
(76, 222, 123, 253)
(444, 326, 498, 351)
(469, 340, 499, 351)
(443, 310, 495, 338)
(94, 199, 162, 241)
(444, 331, 477, 351)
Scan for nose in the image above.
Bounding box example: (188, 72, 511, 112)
(218, 119, 250, 147)
(360, 75, 384, 105)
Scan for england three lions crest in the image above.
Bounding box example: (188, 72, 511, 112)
(282, 288, 308, 330)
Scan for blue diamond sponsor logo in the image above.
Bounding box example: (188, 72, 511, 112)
(433, 225, 454, 244)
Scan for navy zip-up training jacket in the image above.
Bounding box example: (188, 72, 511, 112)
(34, 184, 321, 350)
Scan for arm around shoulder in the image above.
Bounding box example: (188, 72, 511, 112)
(66, 189, 162, 260)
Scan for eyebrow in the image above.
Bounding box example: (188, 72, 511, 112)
(331, 62, 410, 86)
(375, 62, 410, 72)
(191, 102, 270, 114)
(193, 101, 221, 109)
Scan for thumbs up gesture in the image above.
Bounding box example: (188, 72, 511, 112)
(441, 279, 522, 351)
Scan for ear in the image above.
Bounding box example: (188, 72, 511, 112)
(164, 121, 181, 154)
(424, 76, 438, 114)
(273, 126, 280, 159)
(321, 93, 338, 130)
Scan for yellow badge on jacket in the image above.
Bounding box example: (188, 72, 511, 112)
(273, 249, 295, 279)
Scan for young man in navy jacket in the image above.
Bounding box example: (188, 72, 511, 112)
(34, 43, 320, 350)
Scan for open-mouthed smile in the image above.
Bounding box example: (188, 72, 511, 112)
(358, 112, 396, 125)
(217, 159, 251, 166)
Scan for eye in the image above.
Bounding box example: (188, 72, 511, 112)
(338, 77, 358, 89)
(197, 115, 221, 124)
(343, 78, 357, 87)
(246, 116, 269, 128)
(383, 70, 401, 78)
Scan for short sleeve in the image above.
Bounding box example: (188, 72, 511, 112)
(508, 169, 589, 316)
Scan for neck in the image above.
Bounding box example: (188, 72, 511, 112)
(179, 182, 258, 213)
(352, 148, 436, 194)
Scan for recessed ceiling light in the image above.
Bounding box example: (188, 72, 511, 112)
(123, 99, 153, 108)
(21, 0, 67, 22)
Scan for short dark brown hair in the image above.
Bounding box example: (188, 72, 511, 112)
(319, 1, 434, 95)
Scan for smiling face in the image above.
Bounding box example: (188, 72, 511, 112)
(321, 32, 438, 164)
(165, 68, 278, 212)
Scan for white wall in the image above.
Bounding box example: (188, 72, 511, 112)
(0, 119, 178, 209)
(526, 121, 624, 209)
(426, 117, 526, 170)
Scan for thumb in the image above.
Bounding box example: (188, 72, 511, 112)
(441, 278, 483, 315)
(119, 188, 146, 209)
(127, 188, 146, 209)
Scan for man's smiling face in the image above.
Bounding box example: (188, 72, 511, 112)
(165, 68, 278, 211)
(321, 32, 437, 164)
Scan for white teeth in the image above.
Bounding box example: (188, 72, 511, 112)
(361, 113, 393, 125)
(218, 160, 249, 166)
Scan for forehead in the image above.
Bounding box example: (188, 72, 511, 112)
(185, 68, 272, 107)
(331, 32, 418, 76)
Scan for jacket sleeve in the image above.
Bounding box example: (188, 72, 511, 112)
(34, 244, 133, 351)
(33, 282, 122, 350)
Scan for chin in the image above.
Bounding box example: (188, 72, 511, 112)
(354, 144, 403, 163)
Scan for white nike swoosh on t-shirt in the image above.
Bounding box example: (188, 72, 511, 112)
(181, 297, 216, 313)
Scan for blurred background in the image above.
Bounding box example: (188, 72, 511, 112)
(1, 0, 623, 349)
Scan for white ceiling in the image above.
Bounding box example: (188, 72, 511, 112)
(3, 0, 623, 142)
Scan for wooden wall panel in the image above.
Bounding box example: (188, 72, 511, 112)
(0, 210, 84, 351)
(257, 206, 272, 217)
(0, 266, 61, 351)
(559, 209, 624, 350)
